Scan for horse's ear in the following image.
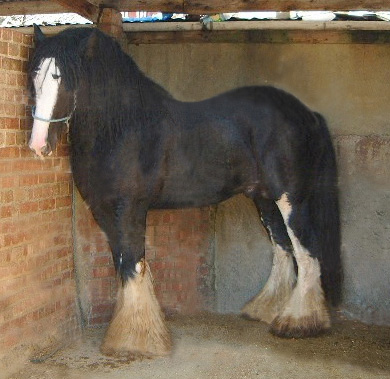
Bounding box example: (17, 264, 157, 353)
(33, 24, 45, 46)
(85, 29, 99, 58)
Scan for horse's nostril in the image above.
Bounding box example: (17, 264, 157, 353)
(28, 142, 45, 157)
(41, 144, 52, 156)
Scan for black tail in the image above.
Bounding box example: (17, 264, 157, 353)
(309, 113, 342, 307)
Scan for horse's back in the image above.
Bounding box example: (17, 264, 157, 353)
(81, 84, 325, 209)
(147, 85, 322, 207)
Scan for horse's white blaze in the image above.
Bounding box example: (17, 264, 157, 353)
(28, 58, 61, 157)
(275, 193, 329, 326)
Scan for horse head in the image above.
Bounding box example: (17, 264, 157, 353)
(28, 25, 89, 157)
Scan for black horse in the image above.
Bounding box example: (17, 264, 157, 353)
(28, 26, 341, 357)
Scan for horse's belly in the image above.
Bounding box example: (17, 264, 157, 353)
(151, 192, 231, 209)
(152, 174, 256, 209)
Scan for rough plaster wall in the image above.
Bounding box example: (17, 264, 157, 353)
(213, 195, 272, 313)
(337, 135, 390, 325)
(128, 42, 390, 324)
(129, 43, 390, 136)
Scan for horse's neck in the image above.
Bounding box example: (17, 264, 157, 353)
(70, 74, 168, 150)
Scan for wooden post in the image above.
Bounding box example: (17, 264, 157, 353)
(97, 8, 123, 40)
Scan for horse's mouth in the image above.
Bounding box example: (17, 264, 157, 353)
(41, 144, 53, 156)
(29, 142, 52, 158)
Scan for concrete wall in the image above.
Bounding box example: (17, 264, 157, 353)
(127, 42, 390, 325)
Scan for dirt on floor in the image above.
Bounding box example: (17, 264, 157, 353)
(4, 313, 390, 379)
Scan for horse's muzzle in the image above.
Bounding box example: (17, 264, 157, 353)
(28, 141, 52, 158)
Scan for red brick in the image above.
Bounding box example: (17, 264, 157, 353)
(0, 41, 8, 55)
(0, 146, 20, 158)
(16, 72, 27, 87)
(0, 205, 17, 218)
(2, 102, 16, 116)
(0, 71, 6, 85)
(8, 43, 19, 58)
(39, 198, 55, 211)
(92, 266, 115, 278)
(1, 29, 13, 42)
(23, 34, 33, 45)
(1, 117, 19, 129)
(19, 174, 39, 186)
(19, 201, 39, 214)
(19, 45, 29, 60)
(93, 256, 111, 266)
(55, 172, 71, 182)
(38, 172, 56, 184)
(5, 131, 16, 145)
(1, 57, 21, 71)
(55, 196, 71, 208)
(12, 31, 23, 44)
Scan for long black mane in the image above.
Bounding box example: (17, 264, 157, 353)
(29, 28, 171, 145)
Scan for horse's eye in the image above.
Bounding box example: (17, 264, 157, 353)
(52, 73, 61, 79)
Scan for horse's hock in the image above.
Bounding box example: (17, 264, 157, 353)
(1, 27, 390, 371)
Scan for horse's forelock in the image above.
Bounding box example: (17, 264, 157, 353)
(29, 28, 96, 94)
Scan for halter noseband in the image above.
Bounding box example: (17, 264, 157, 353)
(31, 92, 77, 130)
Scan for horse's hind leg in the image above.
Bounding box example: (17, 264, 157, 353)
(242, 197, 296, 323)
(271, 193, 330, 338)
(96, 200, 171, 358)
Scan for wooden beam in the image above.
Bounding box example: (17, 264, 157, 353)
(122, 21, 390, 45)
(184, 0, 390, 13)
(19, 20, 390, 34)
(16, 21, 390, 44)
(122, 21, 390, 32)
(2, 0, 390, 18)
(53, 0, 100, 22)
(114, 0, 390, 13)
(98, 7, 123, 39)
(0, 1, 66, 16)
(126, 29, 390, 44)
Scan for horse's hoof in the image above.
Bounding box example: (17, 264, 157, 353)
(270, 312, 330, 338)
(101, 260, 172, 359)
(100, 341, 170, 359)
(241, 312, 260, 321)
(241, 294, 288, 325)
(100, 322, 172, 359)
(241, 300, 280, 324)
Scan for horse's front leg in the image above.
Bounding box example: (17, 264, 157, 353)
(100, 200, 171, 358)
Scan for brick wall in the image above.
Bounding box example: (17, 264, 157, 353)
(74, 194, 116, 325)
(146, 207, 215, 315)
(74, 194, 216, 325)
(0, 29, 79, 365)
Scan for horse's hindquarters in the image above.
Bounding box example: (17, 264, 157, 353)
(101, 260, 171, 358)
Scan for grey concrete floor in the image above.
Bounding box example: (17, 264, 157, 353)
(5, 313, 390, 379)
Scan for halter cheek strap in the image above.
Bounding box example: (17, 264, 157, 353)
(31, 106, 72, 124)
